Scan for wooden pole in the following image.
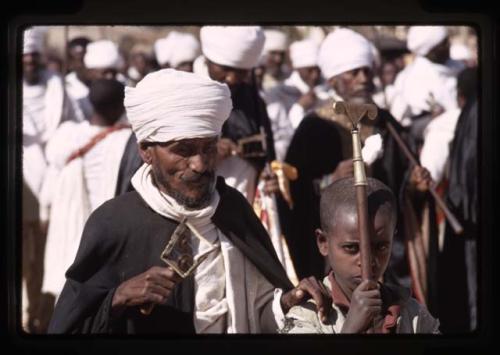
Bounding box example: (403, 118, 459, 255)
(385, 121, 464, 235)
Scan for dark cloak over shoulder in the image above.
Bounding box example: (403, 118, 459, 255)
(48, 177, 293, 334)
(283, 106, 408, 281)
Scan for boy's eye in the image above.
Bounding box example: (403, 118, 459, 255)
(342, 244, 359, 254)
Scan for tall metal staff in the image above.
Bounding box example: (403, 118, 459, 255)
(333, 101, 378, 281)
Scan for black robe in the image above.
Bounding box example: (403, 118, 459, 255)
(437, 99, 478, 333)
(283, 108, 409, 281)
(48, 177, 293, 334)
(114, 133, 143, 196)
(223, 82, 276, 169)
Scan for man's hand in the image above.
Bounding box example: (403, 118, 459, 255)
(262, 170, 280, 195)
(331, 159, 354, 182)
(216, 138, 238, 162)
(341, 280, 381, 333)
(111, 266, 182, 316)
(280, 276, 332, 323)
(410, 165, 432, 192)
(297, 90, 317, 110)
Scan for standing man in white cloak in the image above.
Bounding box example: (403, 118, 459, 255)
(261, 29, 290, 92)
(47, 69, 330, 334)
(22, 26, 77, 333)
(390, 26, 459, 146)
(39, 79, 132, 305)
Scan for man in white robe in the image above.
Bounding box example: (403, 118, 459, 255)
(22, 26, 77, 333)
(261, 29, 290, 91)
(40, 79, 132, 303)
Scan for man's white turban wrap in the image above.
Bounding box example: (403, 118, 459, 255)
(318, 28, 374, 80)
(154, 37, 171, 66)
(23, 27, 46, 54)
(166, 31, 200, 68)
(84, 40, 124, 69)
(124, 69, 233, 143)
(289, 39, 319, 69)
(200, 26, 265, 70)
(263, 29, 288, 53)
(407, 26, 448, 56)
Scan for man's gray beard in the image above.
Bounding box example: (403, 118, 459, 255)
(152, 171, 216, 210)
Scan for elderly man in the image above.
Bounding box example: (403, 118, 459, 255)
(22, 26, 77, 332)
(47, 69, 329, 334)
(199, 26, 277, 203)
(283, 28, 413, 284)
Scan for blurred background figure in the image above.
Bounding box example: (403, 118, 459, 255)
(153, 31, 200, 72)
(22, 26, 77, 333)
(261, 29, 290, 91)
(126, 48, 155, 86)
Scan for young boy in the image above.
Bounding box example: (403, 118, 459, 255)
(280, 177, 440, 334)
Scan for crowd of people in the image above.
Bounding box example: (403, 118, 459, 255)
(21, 25, 478, 335)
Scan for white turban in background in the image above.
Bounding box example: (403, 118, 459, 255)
(200, 26, 265, 69)
(84, 40, 124, 69)
(154, 37, 171, 66)
(23, 27, 46, 54)
(318, 28, 374, 80)
(289, 39, 319, 69)
(407, 26, 448, 56)
(263, 29, 288, 53)
(450, 42, 472, 61)
(124, 69, 233, 143)
(166, 31, 200, 68)
(193, 54, 210, 78)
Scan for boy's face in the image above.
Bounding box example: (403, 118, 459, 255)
(316, 206, 394, 298)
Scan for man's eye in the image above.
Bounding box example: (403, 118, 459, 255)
(377, 243, 389, 252)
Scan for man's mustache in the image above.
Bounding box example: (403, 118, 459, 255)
(180, 170, 215, 183)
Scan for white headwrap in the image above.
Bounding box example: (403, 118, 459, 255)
(450, 42, 472, 61)
(407, 26, 448, 56)
(166, 31, 200, 68)
(124, 69, 232, 143)
(318, 28, 374, 80)
(23, 27, 46, 54)
(193, 54, 210, 78)
(84, 40, 124, 69)
(263, 29, 288, 53)
(200, 26, 265, 69)
(154, 37, 171, 66)
(289, 39, 319, 69)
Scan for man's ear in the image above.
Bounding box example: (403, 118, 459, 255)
(138, 142, 153, 165)
(315, 228, 329, 257)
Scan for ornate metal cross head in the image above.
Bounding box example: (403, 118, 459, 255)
(333, 101, 378, 130)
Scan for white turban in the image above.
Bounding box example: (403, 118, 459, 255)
(124, 69, 233, 143)
(23, 27, 45, 54)
(318, 28, 374, 80)
(200, 26, 265, 69)
(193, 55, 210, 78)
(450, 42, 472, 61)
(165, 31, 200, 68)
(407, 26, 448, 56)
(289, 39, 319, 69)
(263, 29, 288, 53)
(84, 40, 124, 69)
(154, 37, 171, 66)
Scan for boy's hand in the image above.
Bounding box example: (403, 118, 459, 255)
(280, 276, 332, 323)
(341, 279, 382, 333)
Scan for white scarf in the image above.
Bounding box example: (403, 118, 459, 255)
(131, 163, 229, 333)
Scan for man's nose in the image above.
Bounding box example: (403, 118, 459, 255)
(189, 153, 209, 174)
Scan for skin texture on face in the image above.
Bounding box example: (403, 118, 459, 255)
(327, 66, 375, 103)
(139, 136, 218, 209)
(68, 45, 86, 72)
(206, 59, 250, 88)
(296, 66, 321, 88)
(316, 206, 394, 300)
(265, 50, 286, 77)
(23, 53, 42, 85)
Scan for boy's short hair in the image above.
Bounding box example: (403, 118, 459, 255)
(319, 177, 397, 233)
